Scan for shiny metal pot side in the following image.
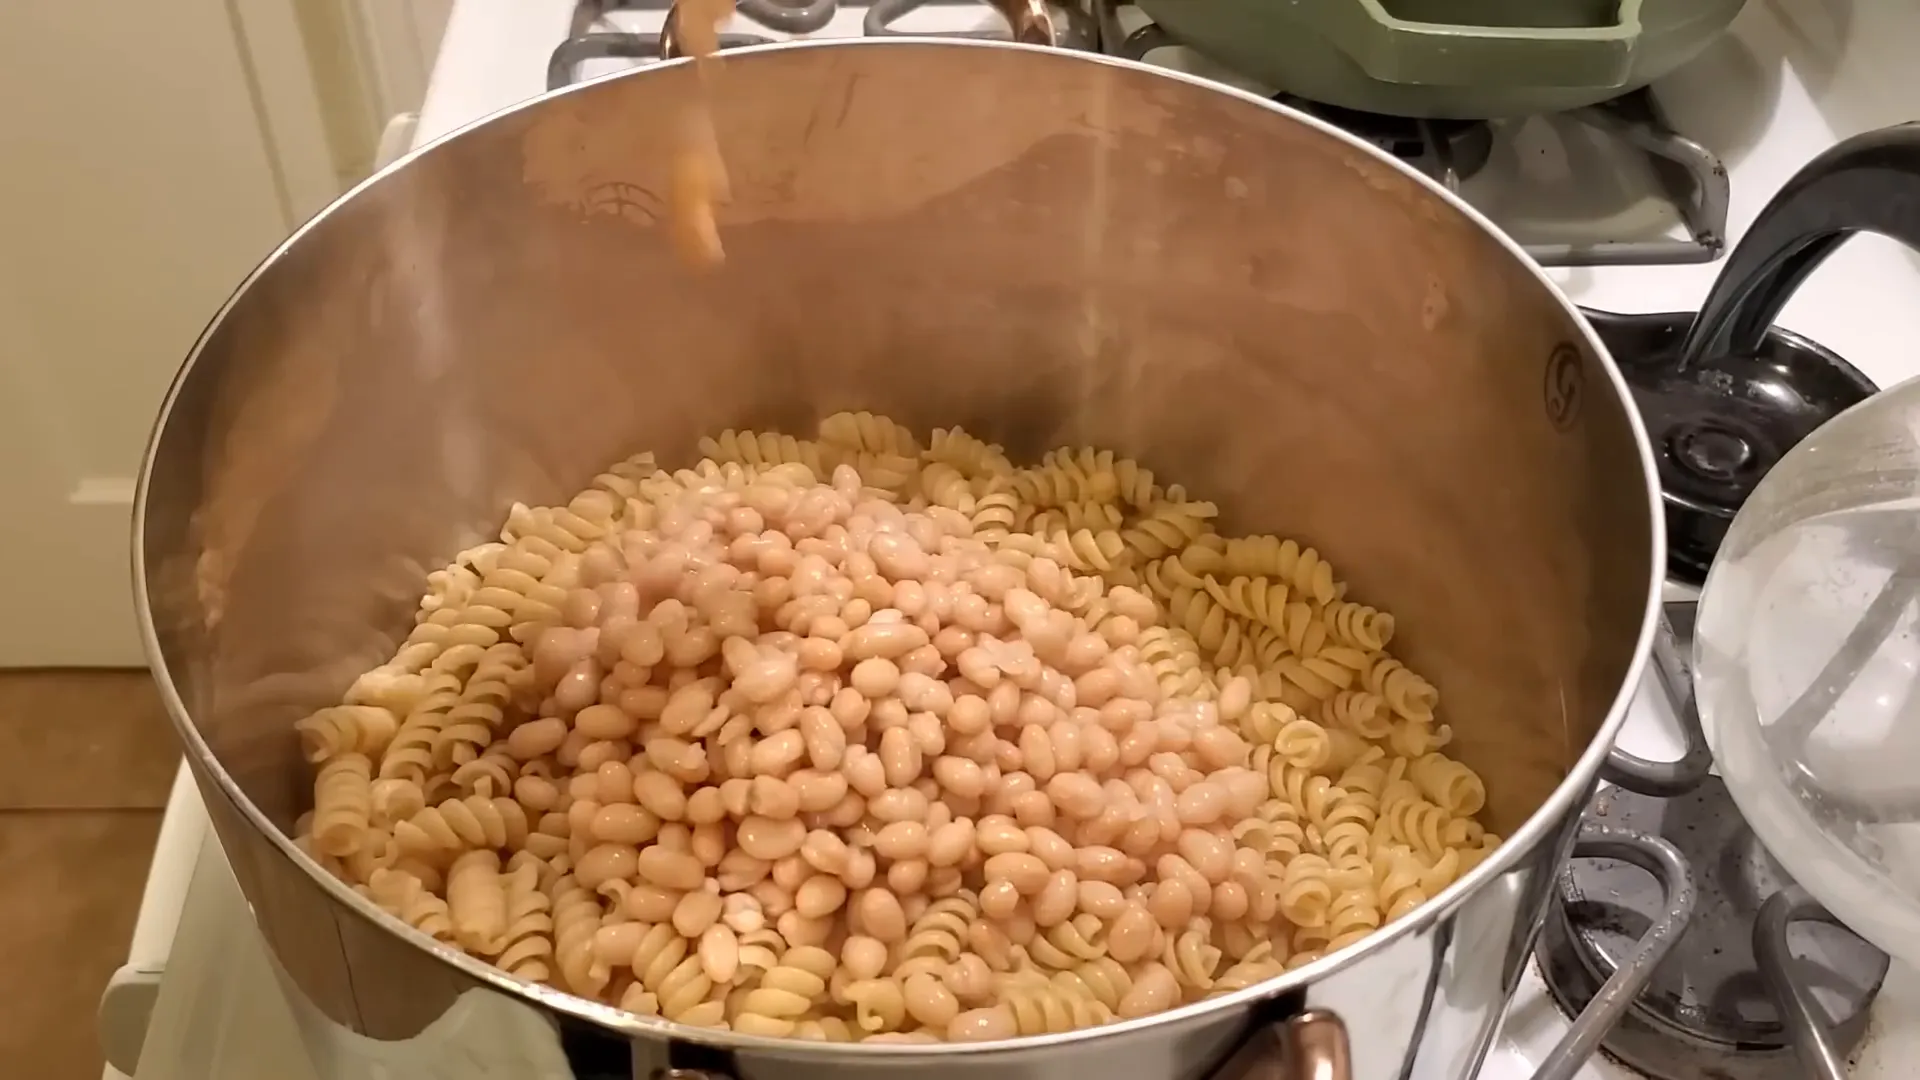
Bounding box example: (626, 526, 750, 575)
(135, 38, 1665, 1080)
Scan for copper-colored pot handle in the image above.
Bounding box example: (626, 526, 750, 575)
(1209, 1008, 1352, 1080)
(1277, 1011, 1351, 1080)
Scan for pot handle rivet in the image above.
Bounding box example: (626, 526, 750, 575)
(1277, 1010, 1352, 1080)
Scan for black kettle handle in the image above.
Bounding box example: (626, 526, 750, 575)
(1681, 121, 1920, 366)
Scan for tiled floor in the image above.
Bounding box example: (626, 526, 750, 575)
(0, 670, 179, 1080)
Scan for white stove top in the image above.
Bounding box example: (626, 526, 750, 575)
(107, 2, 1920, 1077)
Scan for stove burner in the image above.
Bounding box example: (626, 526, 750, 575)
(1538, 777, 1888, 1080)
(1275, 96, 1494, 185)
(587, 0, 839, 28)
(1583, 309, 1877, 585)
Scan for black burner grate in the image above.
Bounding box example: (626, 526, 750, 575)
(1275, 95, 1496, 185)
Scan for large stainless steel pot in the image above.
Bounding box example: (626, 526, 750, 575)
(135, 37, 1672, 1080)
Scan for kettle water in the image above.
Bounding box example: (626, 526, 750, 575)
(1688, 122, 1920, 969)
(1695, 383, 1920, 969)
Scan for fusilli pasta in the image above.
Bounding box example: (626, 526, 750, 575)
(291, 413, 1499, 1044)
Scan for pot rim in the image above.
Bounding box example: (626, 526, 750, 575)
(132, 34, 1668, 1058)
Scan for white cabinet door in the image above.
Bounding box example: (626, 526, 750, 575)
(0, 0, 337, 666)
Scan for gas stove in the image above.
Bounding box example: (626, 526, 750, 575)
(543, 0, 1726, 268)
(102, 2, 1920, 1078)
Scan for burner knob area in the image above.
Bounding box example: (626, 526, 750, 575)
(1669, 423, 1755, 481)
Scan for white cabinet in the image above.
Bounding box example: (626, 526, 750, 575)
(0, 0, 445, 667)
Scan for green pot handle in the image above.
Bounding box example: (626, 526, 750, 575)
(1322, 0, 1644, 89)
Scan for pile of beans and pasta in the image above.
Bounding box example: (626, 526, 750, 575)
(295, 412, 1499, 1042)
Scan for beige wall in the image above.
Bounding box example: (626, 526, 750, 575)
(294, 0, 453, 189)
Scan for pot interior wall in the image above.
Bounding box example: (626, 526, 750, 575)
(140, 41, 1655, 848)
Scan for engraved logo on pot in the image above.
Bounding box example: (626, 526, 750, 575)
(582, 180, 661, 226)
(1543, 344, 1583, 432)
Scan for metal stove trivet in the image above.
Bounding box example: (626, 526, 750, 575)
(548, 0, 1731, 269)
(548, 0, 1096, 87)
(1092, 1, 1728, 269)
(1537, 600, 1893, 1080)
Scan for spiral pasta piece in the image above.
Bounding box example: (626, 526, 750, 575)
(418, 552, 488, 625)
(1163, 919, 1223, 991)
(1270, 716, 1333, 771)
(629, 922, 723, 1025)
(699, 429, 830, 476)
(1322, 787, 1379, 856)
(545, 874, 611, 999)
(1011, 448, 1117, 508)
(448, 849, 508, 953)
(1385, 718, 1454, 759)
(587, 451, 658, 502)
(732, 945, 835, 1036)
(895, 894, 975, 980)
(340, 824, 399, 884)
(1029, 502, 1126, 537)
(1047, 528, 1129, 576)
(1208, 942, 1285, 996)
(1277, 853, 1335, 928)
(999, 978, 1113, 1034)
(1049, 956, 1134, 1011)
(818, 411, 918, 456)
(1324, 866, 1381, 951)
(1268, 760, 1339, 827)
(500, 499, 610, 556)
(1323, 600, 1394, 651)
(1363, 655, 1439, 723)
(1107, 453, 1170, 508)
(386, 608, 505, 676)
(1410, 752, 1486, 817)
(451, 744, 519, 799)
(378, 672, 464, 782)
(1377, 795, 1453, 863)
(1120, 502, 1216, 561)
(969, 488, 1020, 542)
(1160, 586, 1264, 672)
(792, 1016, 859, 1042)
(496, 853, 555, 980)
(1024, 913, 1108, 969)
(296, 705, 401, 763)
(1317, 689, 1392, 740)
(312, 752, 373, 857)
(1189, 535, 1342, 607)
(1373, 845, 1428, 922)
(917, 462, 977, 514)
(392, 794, 531, 855)
(841, 977, 909, 1033)
(434, 643, 527, 770)
(924, 427, 1012, 479)
(1136, 625, 1214, 700)
(467, 541, 576, 647)
(365, 867, 455, 941)
(1194, 574, 1287, 630)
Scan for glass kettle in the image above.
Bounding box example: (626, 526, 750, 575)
(1688, 122, 1920, 974)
